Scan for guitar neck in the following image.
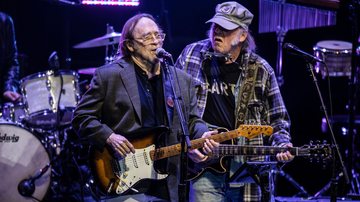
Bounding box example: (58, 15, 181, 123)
(213, 145, 308, 157)
(150, 125, 273, 161)
(149, 130, 240, 161)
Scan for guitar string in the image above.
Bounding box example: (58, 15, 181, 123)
(118, 127, 272, 166)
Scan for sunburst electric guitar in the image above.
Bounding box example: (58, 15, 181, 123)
(90, 124, 273, 196)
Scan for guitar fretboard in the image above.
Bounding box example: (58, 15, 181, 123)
(213, 145, 308, 156)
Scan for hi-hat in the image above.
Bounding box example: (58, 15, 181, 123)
(73, 32, 121, 49)
(78, 67, 97, 75)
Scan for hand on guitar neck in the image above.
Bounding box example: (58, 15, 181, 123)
(186, 127, 295, 164)
(276, 143, 294, 162)
(188, 130, 219, 163)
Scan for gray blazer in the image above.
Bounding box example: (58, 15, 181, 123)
(72, 57, 208, 201)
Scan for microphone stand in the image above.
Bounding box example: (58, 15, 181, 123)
(306, 61, 350, 202)
(347, 0, 360, 197)
(162, 57, 192, 202)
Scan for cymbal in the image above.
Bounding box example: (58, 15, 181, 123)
(78, 67, 97, 75)
(73, 32, 121, 48)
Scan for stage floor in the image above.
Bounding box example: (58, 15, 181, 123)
(275, 196, 360, 202)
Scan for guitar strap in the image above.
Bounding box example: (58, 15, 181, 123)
(229, 53, 259, 184)
(235, 53, 259, 127)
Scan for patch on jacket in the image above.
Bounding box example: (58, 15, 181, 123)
(166, 96, 174, 108)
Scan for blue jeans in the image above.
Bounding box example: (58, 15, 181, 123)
(96, 194, 167, 202)
(189, 171, 244, 202)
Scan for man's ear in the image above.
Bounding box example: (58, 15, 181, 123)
(240, 31, 248, 43)
(126, 40, 134, 52)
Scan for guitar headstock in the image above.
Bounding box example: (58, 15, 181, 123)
(237, 125, 273, 139)
(300, 141, 332, 163)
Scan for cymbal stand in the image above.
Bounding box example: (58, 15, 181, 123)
(105, 24, 117, 64)
(276, 26, 287, 87)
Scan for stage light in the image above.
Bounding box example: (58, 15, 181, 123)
(81, 0, 139, 6)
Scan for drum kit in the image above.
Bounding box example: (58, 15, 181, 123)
(0, 26, 121, 202)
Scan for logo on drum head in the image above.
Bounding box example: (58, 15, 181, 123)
(0, 133, 19, 143)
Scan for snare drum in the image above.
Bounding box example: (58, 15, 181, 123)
(20, 70, 80, 128)
(0, 123, 51, 202)
(313, 40, 352, 77)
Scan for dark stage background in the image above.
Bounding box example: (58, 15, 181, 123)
(1, 0, 359, 199)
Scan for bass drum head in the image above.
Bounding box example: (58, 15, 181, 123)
(0, 123, 51, 202)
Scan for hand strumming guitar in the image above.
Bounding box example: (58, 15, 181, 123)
(106, 133, 135, 158)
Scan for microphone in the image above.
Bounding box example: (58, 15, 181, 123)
(283, 43, 324, 63)
(201, 50, 231, 62)
(156, 48, 172, 58)
(48, 51, 60, 70)
(18, 163, 50, 197)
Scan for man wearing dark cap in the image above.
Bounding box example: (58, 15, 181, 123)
(175, 2, 294, 201)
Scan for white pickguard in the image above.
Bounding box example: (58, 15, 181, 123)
(115, 144, 168, 194)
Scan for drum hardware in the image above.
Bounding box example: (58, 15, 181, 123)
(48, 51, 60, 71)
(2, 102, 26, 124)
(44, 126, 92, 201)
(42, 130, 63, 156)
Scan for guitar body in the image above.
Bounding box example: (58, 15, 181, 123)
(187, 136, 233, 181)
(90, 131, 168, 196)
(187, 156, 230, 180)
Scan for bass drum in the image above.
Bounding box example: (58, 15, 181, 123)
(0, 123, 51, 202)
